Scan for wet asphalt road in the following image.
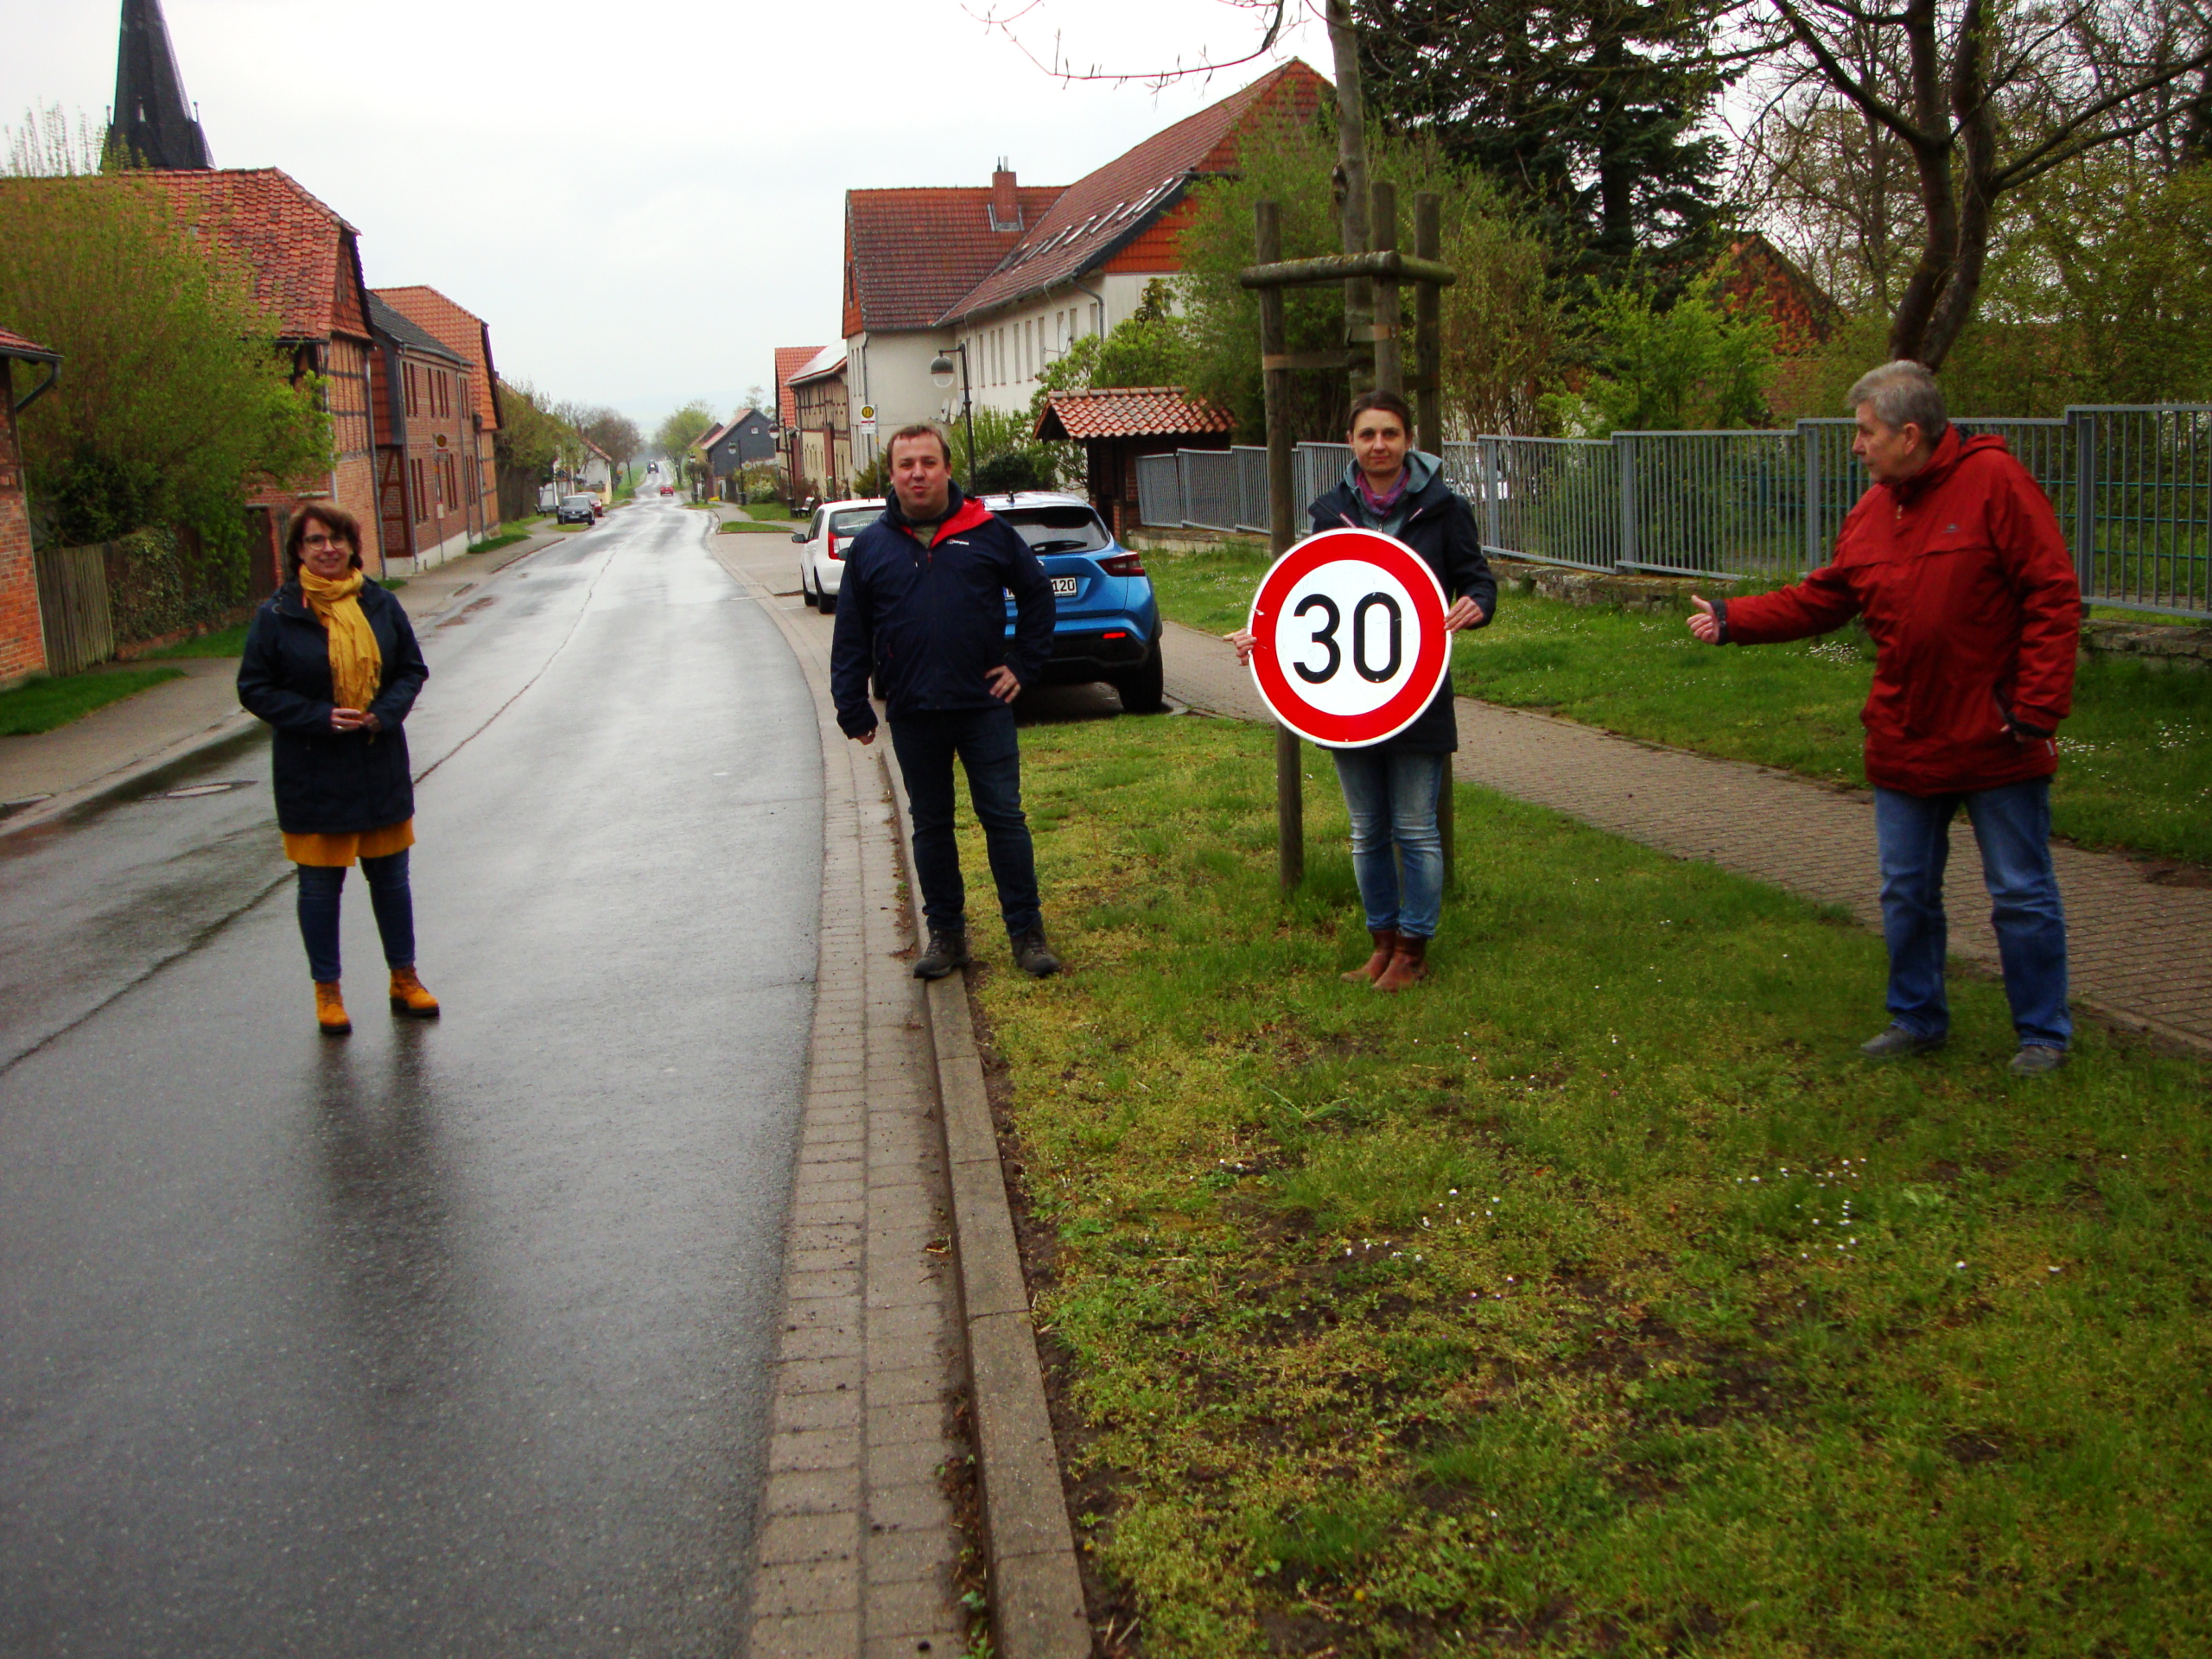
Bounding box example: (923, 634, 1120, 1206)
(0, 500, 821, 1656)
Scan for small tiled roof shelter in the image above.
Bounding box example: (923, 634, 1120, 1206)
(1035, 386, 1236, 537)
(0, 327, 61, 688)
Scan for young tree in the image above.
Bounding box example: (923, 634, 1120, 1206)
(1750, 0, 2212, 366)
(653, 400, 717, 467)
(0, 175, 328, 571)
(580, 407, 642, 476)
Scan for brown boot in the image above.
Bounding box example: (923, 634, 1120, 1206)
(315, 981, 352, 1035)
(388, 965, 441, 1018)
(1342, 927, 1399, 983)
(1374, 935, 1430, 994)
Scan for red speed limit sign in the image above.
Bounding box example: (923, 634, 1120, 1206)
(1248, 528, 1452, 747)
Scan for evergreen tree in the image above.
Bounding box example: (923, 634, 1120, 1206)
(1351, 0, 1732, 282)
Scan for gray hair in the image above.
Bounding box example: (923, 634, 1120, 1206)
(1847, 360, 1948, 439)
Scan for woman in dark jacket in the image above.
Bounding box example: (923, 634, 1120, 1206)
(1230, 390, 1496, 991)
(237, 505, 435, 1034)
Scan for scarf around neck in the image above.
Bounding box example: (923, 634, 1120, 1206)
(1357, 467, 1409, 517)
(298, 566, 382, 714)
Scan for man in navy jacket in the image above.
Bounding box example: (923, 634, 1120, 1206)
(830, 424, 1061, 978)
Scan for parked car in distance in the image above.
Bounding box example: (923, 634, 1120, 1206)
(983, 492, 1164, 713)
(793, 498, 887, 614)
(556, 493, 598, 526)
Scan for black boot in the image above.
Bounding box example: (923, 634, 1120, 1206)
(1010, 928, 1062, 978)
(914, 925, 969, 980)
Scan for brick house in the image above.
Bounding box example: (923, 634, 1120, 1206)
(365, 292, 481, 570)
(835, 60, 1326, 480)
(371, 285, 504, 539)
(1713, 235, 1845, 416)
(774, 345, 825, 493)
(788, 346, 851, 500)
(0, 326, 60, 689)
(141, 168, 386, 580)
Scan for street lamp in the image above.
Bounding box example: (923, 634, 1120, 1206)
(927, 342, 977, 488)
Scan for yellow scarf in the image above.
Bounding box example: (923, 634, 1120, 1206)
(299, 566, 383, 713)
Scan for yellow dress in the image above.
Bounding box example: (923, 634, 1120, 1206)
(283, 820, 416, 868)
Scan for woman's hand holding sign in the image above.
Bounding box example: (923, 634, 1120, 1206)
(1226, 593, 1483, 666)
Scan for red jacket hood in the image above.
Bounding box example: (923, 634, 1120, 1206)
(1885, 424, 2008, 505)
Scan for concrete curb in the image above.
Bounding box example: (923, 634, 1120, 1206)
(715, 518, 1090, 1658)
(875, 743, 1093, 1659)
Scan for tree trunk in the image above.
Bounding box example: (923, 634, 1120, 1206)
(1327, 0, 1376, 392)
(1885, 0, 1959, 365)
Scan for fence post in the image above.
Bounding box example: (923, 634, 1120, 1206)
(1616, 434, 1638, 573)
(2071, 410, 2098, 600)
(1480, 438, 1500, 550)
(1799, 420, 1821, 573)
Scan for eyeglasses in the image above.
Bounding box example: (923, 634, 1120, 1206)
(302, 534, 350, 551)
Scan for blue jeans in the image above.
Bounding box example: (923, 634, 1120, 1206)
(1331, 748, 1446, 940)
(1874, 779, 2070, 1049)
(295, 851, 416, 983)
(889, 704, 1042, 938)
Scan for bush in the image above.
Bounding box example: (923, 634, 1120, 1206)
(971, 450, 1053, 494)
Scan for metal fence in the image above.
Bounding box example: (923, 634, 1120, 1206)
(1134, 406, 2211, 618)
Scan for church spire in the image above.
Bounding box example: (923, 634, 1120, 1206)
(108, 0, 212, 169)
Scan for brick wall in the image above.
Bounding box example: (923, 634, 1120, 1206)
(0, 372, 48, 686)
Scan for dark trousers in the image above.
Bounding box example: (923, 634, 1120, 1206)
(888, 704, 1042, 938)
(296, 850, 416, 983)
(1873, 778, 2070, 1050)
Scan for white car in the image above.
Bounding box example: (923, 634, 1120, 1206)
(793, 498, 886, 613)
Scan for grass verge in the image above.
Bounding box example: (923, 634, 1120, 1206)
(721, 518, 798, 535)
(468, 526, 536, 556)
(960, 710, 2211, 1656)
(1146, 544, 2212, 866)
(0, 668, 184, 736)
(139, 623, 249, 659)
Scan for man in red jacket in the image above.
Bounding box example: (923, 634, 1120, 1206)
(1687, 361, 2082, 1076)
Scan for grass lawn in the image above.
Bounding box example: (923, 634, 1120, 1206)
(141, 623, 250, 659)
(747, 501, 801, 521)
(959, 711, 2212, 1656)
(1147, 544, 2212, 866)
(0, 668, 184, 736)
(720, 518, 798, 535)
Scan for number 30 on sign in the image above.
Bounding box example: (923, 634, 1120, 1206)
(1247, 528, 1452, 747)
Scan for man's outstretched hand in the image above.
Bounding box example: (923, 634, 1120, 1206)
(1687, 594, 1722, 645)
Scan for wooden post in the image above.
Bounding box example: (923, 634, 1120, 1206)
(1412, 191, 1453, 890)
(1255, 198, 1304, 893)
(1370, 181, 1402, 398)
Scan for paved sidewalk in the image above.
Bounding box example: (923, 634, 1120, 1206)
(710, 531, 972, 1659)
(1160, 620, 2212, 1054)
(0, 524, 569, 830)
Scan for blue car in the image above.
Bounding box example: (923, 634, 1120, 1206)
(982, 492, 1164, 713)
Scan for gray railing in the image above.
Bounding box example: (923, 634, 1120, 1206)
(1135, 408, 2211, 618)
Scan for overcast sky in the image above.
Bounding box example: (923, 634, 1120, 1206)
(1, 0, 1319, 431)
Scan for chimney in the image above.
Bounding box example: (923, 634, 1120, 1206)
(990, 160, 1020, 232)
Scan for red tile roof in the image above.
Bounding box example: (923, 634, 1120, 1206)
(942, 60, 1326, 326)
(138, 168, 371, 344)
(788, 343, 847, 385)
(774, 345, 822, 428)
(0, 325, 60, 363)
(372, 285, 502, 430)
(1035, 386, 1236, 442)
(843, 185, 1065, 335)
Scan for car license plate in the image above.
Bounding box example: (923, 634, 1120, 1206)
(1050, 576, 1079, 596)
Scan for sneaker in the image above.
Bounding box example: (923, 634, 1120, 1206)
(2007, 1044, 2069, 1077)
(1859, 1025, 1946, 1059)
(1010, 929, 1062, 978)
(913, 927, 969, 980)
